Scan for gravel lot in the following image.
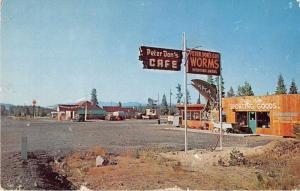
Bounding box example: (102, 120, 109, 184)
(1, 117, 276, 155)
(1, 117, 280, 189)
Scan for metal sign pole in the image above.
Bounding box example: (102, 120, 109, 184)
(169, 89, 172, 115)
(85, 102, 87, 121)
(183, 32, 188, 154)
(219, 72, 223, 150)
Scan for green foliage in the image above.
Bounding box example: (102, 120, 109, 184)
(186, 89, 191, 104)
(275, 74, 287, 95)
(227, 86, 235, 97)
(196, 94, 201, 104)
(147, 98, 156, 109)
(289, 79, 298, 94)
(1, 105, 8, 115)
(207, 75, 215, 85)
(176, 83, 183, 103)
(293, 123, 300, 140)
(229, 148, 246, 166)
(136, 104, 147, 114)
(118, 101, 122, 107)
(91, 88, 99, 105)
(1, 104, 53, 117)
(237, 81, 254, 96)
(215, 76, 225, 97)
(160, 94, 169, 115)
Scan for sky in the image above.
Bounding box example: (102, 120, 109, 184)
(1, 0, 300, 106)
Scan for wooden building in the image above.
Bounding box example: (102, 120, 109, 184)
(103, 106, 136, 118)
(57, 101, 104, 120)
(176, 104, 211, 129)
(176, 94, 300, 137)
(223, 94, 300, 137)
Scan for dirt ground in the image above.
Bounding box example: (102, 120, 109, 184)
(0, 118, 290, 190)
(52, 139, 300, 190)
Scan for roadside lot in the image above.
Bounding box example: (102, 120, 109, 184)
(1, 117, 279, 154)
(1, 117, 284, 190)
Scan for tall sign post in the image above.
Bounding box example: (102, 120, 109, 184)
(186, 48, 222, 150)
(219, 75, 223, 149)
(169, 89, 172, 115)
(139, 36, 222, 152)
(183, 32, 188, 154)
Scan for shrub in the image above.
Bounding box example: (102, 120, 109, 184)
(229, 148, 246, 166)
(293, 123, 300, 140)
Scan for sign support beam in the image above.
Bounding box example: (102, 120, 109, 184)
(183, 32, 188, 154)
(219, 73, 223, 150)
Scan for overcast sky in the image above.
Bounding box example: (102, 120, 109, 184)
(1, 0, 300, 106)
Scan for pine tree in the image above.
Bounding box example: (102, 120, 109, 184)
(275, 74, 287, 94)
(118, 101, 122, 107)
(186, 89, 191, 104)
(289, 79, 298, 94)
(243, 81, 254, 96)
(161, 94, 169, 115)
(176, 84, 183, 103)
(91, 88, 99, 105)
(237, 82, 254, 96)
(227, 86, 235, 97)
(215, 76, 225, 97)
(207, 75, 215, 85)
(196, 94, 201, 104)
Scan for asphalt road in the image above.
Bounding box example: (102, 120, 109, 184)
(1, 117, 276, 156)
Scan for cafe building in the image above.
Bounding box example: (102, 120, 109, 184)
(176, 104, 212, 129)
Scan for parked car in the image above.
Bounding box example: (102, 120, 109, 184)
(105, 114, 116, 121)
(72, 114, 85, 122)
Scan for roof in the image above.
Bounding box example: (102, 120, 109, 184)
(57, 101, 102, 112)
(58, 104, 80, 111)
(103, 106, 136, 113)
(176, 104, 206, 111)
(76, 101, 102, 109)
(77, 109, 107, 115)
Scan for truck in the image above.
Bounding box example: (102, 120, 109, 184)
(142, 109, 158, 119)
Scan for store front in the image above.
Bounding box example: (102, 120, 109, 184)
(176, 104, 211, 129)
(223, 94, 300, 136)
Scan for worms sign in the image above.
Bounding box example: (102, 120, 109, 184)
(187, 50, 221, 76)
(139, 46, 183, 71)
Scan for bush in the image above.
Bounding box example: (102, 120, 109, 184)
(229, 148, 246, 166)
(293, 123, 300, 140)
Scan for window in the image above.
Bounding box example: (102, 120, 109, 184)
(249, 112, 255, 120)
(236, 112, 248, 126)
(222, 114, 227, 122)
(191, 111, 200, 120)
(257, 112, 270, 128)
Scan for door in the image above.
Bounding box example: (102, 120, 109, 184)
(248, 112, 256, 134)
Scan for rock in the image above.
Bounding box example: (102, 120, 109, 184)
(96, 156, 108, 167)
(80, 185, 91, 191)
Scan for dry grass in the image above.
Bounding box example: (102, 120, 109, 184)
(52, 139, 300, 190)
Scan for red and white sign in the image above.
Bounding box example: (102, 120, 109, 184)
(187, 50, 221, 76)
